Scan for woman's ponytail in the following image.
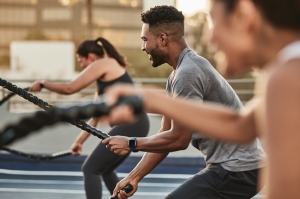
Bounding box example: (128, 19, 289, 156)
(95, 37, 127, 67)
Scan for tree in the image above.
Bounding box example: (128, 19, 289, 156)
(185, 12, 217, 67)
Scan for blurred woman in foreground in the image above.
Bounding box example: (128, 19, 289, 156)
(102, 0, 300, 198)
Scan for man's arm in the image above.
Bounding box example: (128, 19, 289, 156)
(111, 115, 193, 198)
(111, 115, 171, 198)
(127, 115, 173, 180)
(103, 115, 193, 154)
(134, 119, 193, 152)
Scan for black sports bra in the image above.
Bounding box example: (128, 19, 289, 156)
(96, 71, 133, 95)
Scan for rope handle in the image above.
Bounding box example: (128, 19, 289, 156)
(109, 184, 134, 199)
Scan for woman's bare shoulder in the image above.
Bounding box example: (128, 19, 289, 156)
(91, 57, 118, 66)
(86, 58, 120, 73)
(269, 59, 300, 84)
(267, 58, 300, 99)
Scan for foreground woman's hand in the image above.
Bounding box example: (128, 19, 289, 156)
(103, 83, 163, 123)
(101, 84, 144, 125)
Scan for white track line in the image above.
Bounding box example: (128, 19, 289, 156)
(0, 179, 181, 187)
(0, 168, 192, 179)
(0, 188, 264, 198)
(0, 188, 170, 196)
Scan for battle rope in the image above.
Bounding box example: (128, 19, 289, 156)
(0, 146, 71, 161)
(0, 87, 29, 106)
(0, 86, 71, 160)
(0, 79, 140, 192)
(0, 96, 143, 146)
(0, 78, 111, 140)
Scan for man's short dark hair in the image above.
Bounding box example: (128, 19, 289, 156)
(141, 5, 185, 37)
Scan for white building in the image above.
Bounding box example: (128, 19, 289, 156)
(7, 41, 77, 80)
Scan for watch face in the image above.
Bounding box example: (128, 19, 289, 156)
(128, 137, 138, 152)
(129, 138, 136, 147)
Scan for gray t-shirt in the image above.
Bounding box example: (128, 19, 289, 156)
(166, 47, 265, 172)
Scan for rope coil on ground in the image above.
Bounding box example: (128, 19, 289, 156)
(0, 146, 71, 161)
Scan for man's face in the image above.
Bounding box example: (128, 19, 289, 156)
(141, 23, 165, 67)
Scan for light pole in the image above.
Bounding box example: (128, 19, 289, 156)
(86, 0, 93, 39)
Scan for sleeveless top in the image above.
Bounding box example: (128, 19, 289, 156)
(278, 40, 300, 64)
(97, 71, 133, 95)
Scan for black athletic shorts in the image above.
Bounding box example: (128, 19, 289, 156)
(165, 163, 261, 199)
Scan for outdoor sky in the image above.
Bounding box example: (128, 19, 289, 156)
(176, 0, 209, 16)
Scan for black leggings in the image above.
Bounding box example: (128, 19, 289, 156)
(165, 164, 261, 199)
(82, 112, 149, 199)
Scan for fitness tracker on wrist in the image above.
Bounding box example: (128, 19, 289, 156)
(128, 137, 138, 152)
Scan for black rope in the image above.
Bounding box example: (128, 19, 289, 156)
(0, 87, 29, 106)
(0, 146, 71, 161)
(0, 78, 109, 159)
(0, 85, 71, 160)
(0, 96, 143, 146)
(0, 78, 111, 140)
(0, 80, 140, 191)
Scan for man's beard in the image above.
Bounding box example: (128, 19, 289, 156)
(149, 47, 165, 68)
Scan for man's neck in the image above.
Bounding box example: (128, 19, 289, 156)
(167, 40, 188, 70)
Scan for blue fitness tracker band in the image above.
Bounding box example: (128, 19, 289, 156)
(128, 137, 138, 152)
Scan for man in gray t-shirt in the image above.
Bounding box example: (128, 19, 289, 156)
(167, 47, 265, 172)
(104, 6, 265, 199)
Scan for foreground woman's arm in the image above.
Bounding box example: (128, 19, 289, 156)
(105, 84, 258, 144)
(265, 60, 300, 199)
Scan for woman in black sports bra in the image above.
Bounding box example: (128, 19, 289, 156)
(29, 37, 149, 199)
